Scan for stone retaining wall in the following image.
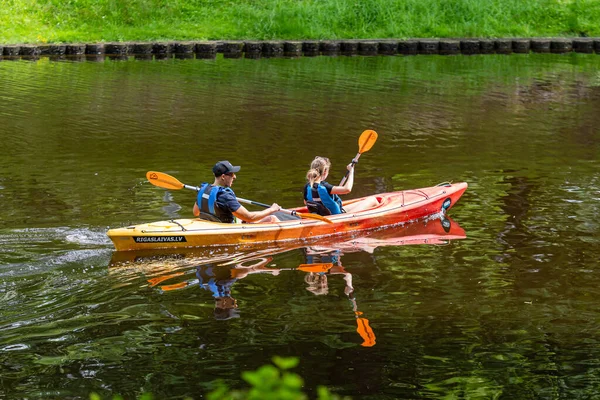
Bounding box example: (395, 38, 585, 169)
(1, 38, 599, 59)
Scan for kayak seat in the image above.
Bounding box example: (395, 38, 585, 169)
(305, 201, 332, 216)
(239, 210, 301, 223)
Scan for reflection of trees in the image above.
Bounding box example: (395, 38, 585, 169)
(3, 55, 600, 226)
(378, 170, 600, 398)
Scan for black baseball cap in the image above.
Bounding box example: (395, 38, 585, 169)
(213, 160, 241, 176)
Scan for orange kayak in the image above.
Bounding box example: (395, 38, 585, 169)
(109, 214, 466, 266)
(107, 182, 468, 252)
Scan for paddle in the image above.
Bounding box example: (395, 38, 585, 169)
(146, 171, 333, 224)
(355, 312, 376, 347)
(297, 263, 334, 273)
(349, 297, 376, 347)
(339, 129, 378, 186)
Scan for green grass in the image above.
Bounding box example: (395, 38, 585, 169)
(1, 0, 600, 44)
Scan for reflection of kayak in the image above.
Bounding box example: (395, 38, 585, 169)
(110, 216, 466, 346)
(314, 214, 466, 254)
(109, 215, 466, 266)
(107, 182, 467, 252)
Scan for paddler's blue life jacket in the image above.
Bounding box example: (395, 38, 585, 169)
(196, 264, 236, 298)
(306, 183, 344, 216)
(197, 183, 236, 224)
(305, 250, 340, 266)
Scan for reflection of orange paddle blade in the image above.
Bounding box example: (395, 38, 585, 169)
(297, 263, 334, 273)
(160, 282, 189, 291)
(356, 317, 376, 347)
(147, 272, 184, 287)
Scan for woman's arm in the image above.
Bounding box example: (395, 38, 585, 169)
(331, 163, 355, 195)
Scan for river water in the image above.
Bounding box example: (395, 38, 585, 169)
(1, 53, 599, 399)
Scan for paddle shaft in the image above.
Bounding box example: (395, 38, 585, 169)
(184, 184, 311, 220)
(338, 129, 377, 186)
(185, 184, 268, 207)
(339, 153, 361, 186)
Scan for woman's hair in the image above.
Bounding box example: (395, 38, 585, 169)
(306, 156, 331, 186)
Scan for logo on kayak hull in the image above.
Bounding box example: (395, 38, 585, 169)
(442, 198, 452, 210)
(441, 217, 451, 233)
(133, 236, 187, 243)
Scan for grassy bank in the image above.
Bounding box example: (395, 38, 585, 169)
(1, 0, 600, 44)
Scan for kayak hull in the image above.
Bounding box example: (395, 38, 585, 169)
(107, 182, 468, 252)
(109, 215, 466, 267)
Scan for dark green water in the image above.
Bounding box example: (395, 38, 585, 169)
(1, 53, 599, 399)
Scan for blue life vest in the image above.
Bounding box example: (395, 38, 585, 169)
(305, 250, 340, 265)
(197, 183, 236, 223)
(306, 183, 343, 215)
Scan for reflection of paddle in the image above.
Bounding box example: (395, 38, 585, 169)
(160, 281, 190, 291)
(155, 259, 322, 291)
(148, 272, 184, 287)
(356, 315, 376, 347)
(146, 171, 332, 224)
(297, 263, 333, 273)
(349, 297, 376, 347)
(298, 257, 376, 347)
(339, 129, 378, 186)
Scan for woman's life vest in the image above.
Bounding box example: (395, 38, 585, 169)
(305, 249, 340, 265)
(197, 183, 236, 223)
(305, 183, 343, 215)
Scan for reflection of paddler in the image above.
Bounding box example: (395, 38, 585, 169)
(304, 248, 340, 265)
(152, 256, 278, 320)
(196, 256, 275, 320)
(213, 296, 238, 320)
(302, 248, 352, 296)
(195, 263, 240, 320)
(302, 248, 376, 347)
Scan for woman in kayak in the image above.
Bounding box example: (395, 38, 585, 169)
(303, 156, 379, 216)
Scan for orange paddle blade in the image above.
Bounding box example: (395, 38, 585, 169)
(297, 263, 334, 273)
(146, 171, 185, 190)
(358, 130, 378, 154)
(356, 317, 376, 347)
(296, 212, 334, 224)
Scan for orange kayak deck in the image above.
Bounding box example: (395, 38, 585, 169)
(107, 182, 468, 251)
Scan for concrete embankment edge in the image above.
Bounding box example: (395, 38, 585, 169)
(1, 38, 598, 59)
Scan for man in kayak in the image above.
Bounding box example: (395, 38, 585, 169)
(194, 160, 281, 223)
(304, 156, 379, 215)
